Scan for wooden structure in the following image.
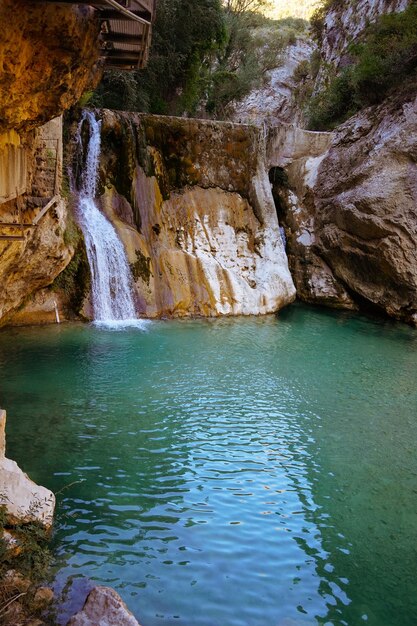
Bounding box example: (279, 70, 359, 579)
(35, 0, 156, 69)
(0, 118, 62, 239)
(0, 196, 59, 241)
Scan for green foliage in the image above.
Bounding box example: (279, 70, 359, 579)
(92, 0, 225, 116)
(90, 70, 148, 111)
(293, 59, 310, 82)
(206, 13, 308, 117)
(0, 504, 51, 582)
(78, 90, 94, 107)
(90, 0, 308, 120)
(307, 67, 356, 130)
(309, 1, 328, 44)
(52, 221, 91, 315)
(6, 522, 52, 581)
(307, 4, 417, 130)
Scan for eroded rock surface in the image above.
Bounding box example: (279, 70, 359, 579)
(0, 0, 99, 134)
(275, 92, 417, 323)
(320, 0, 411, 70)
(77, 110, 295, 318)
(0, 118, 74, 327)
(231, 39, 314, 126)
(313, 94, 417, 323)
(67, 586, 141, 626)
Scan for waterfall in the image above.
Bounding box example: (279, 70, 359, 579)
(75, 110, 145, 329)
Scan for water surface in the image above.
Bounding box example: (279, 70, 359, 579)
(0, 305, 416, 626)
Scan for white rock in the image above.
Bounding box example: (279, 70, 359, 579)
(0, 410, 55, 528)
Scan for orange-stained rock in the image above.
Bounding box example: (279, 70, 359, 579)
(0, 0, 100, 134)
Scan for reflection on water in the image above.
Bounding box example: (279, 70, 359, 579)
(0, 306, 417, 626)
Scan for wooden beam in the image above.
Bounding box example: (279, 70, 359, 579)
(0, 235, 25, 241)
(32, 1, 152, 22)
(0, 223, 36, 228)
(96, 9, 151, 21)
(32, 196, 59, 226)
(103, 49, 141, 59)
(103, 59, 139, 67)
(102, 32, 144, 44)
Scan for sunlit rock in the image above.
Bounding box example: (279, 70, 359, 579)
(0, 410, 55, 528)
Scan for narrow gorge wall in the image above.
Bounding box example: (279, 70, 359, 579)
(78, 110, 295, 318)
(0, 0, 101, 327)
(273, 0, 417, 324)
(320, 0, 411, 69)
(0, 117, 75, 327)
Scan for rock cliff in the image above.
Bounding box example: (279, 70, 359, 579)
(0, 118, 74, 326)
(0, 0, 101, 327)
(313, 92, 417, 323)
(274, 0, 417, 323)
(231, 38, 314, 126)
(78, 110, 295, 318)
(319, 0, 410, 70)
(0, 410, 55, 528)
(0, 0, 99, 134)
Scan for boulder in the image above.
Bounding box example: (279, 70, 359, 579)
(66, 586, 142, 626)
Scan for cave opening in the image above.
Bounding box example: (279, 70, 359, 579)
(269, 166, 289, 248)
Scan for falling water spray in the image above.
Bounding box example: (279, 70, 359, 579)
(75, 110, 145, 329)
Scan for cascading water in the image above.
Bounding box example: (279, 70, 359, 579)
(75, 110, 145, 329)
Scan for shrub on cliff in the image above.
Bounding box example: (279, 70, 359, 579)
(307, 3, 417, 130)
(92, 0, 308, 119)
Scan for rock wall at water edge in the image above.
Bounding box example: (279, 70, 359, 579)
(0, 117, 76, 327)
(81, 110, 296, 318)
(0, 0, 100, 327)
(274, 90, 417, 324)
(268, 0, 417, 324)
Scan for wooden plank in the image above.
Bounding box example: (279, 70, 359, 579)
(104, 61, 138, 68)
(97, 9, 151, 21)
(32, 1, 152, 22)
(103, 58, 140, 66)
(32, 195, 59, 226)
(102, 32, 144, 44)
(33, 1, 111, 4)
(0, 223, 36, 228)
(103, 49, 141, 59)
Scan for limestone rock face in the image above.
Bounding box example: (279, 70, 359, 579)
(231, 39, 314, 126)
(313, 94, 417, 323)
(274, 186, 357, 310)
(0, 0, 100, 134)
(67, 586, 141, 626)
(277, 91, 417, 322)
(0, 410, 55, 528)
(0, 197, 72, 325)
(266, 124, 356, 308)
(83, 110, 295, 318)
(320, 0, 411, 70)
(0, 117, 74, 327)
